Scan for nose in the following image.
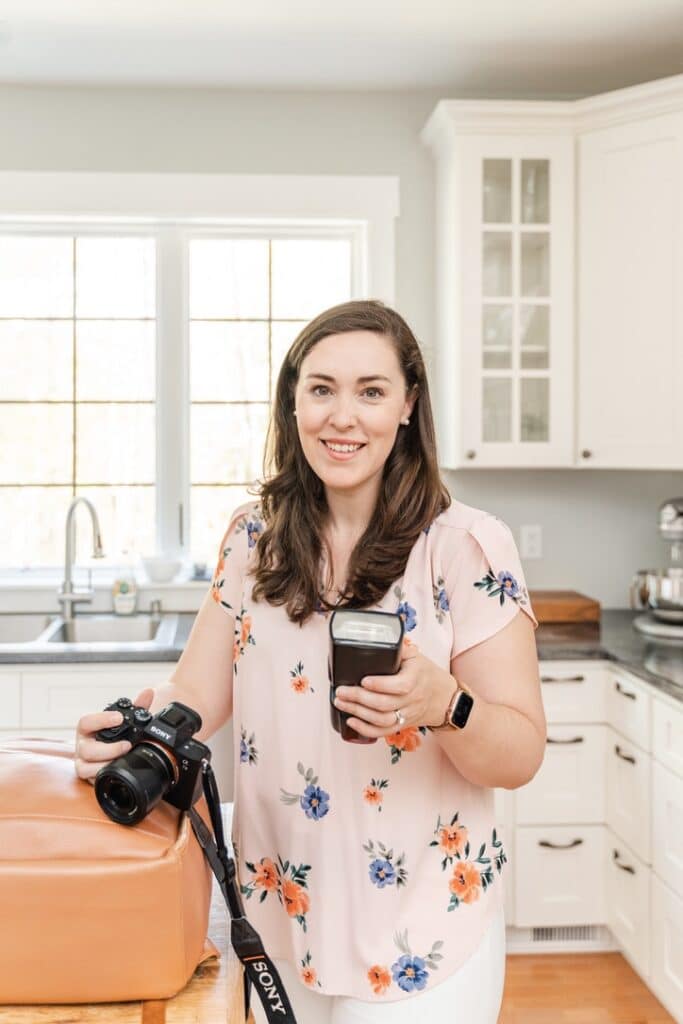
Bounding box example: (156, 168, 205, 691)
(328, 394, 357, 428)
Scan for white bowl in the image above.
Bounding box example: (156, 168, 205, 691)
(142, 556, 182, 583)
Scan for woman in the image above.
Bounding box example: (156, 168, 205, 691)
(75, 299, 545, 1024)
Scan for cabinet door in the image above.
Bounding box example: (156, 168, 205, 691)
(538, 661, 608, 723)
(650, 874, 683, 1023)
(606, 728, 651, 865)
(607, 668, 651, 752)
(459, 135, 574, 468)
(578, 112, 683, 469)
(516, 724, 606, 825)
(652, 760, 683, 899)
(653, 697, 683, 778)
(515, 824, 606, 927)
(0, 672, 21, 728)
(21, 665, 170, 728)
(606, 830, 650, 982)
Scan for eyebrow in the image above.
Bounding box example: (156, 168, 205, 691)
(304, 373, 392, 384)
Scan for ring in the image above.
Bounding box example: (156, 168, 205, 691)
(394, 708, 406, 728)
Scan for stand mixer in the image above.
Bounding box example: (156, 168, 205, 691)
(631, 497, 683, 638)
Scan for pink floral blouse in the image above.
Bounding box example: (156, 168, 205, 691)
(211, 497, 538, 1001)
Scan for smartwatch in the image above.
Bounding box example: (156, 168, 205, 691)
(429, 681, 474, 731)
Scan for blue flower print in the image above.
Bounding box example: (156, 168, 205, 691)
(393, 585, 417, 632)
(233, 504, 264, 549)
(301, 784, 330, 821)
(369, 858, 396, 888)
(240, 739, 247, 762)
(281, 763, 331, 821)
(239, 727, 258, 766)
(432, 575, 449, 624)
(392, 954, 429, 993)
(474, 568, 529, 609)
(363, 839, 408, 888)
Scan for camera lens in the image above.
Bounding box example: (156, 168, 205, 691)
(95, 743, 176, 826)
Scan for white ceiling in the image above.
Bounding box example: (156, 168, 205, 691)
(0, 0, 682, 96)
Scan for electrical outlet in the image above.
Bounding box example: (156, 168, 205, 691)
(520, 524, 542, 559)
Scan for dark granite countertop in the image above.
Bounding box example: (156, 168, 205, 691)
(537, 608, 683, 703)
(2, 609, 682, 705)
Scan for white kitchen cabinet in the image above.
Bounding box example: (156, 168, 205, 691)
(606, 830, 650, 982)
(606, 727, 651, 866)
(538, 661, 608, 722)
(652, 759, 683, 902)
(0, 672, 21, 728)
(607, 667, 652, 752)
(515, 824, 606, 927)
(578, 111, 683, 470)
(653, 696, 683, 778)
(421, 105, 575, 469)
(516, 723, 606, 825)
(650, 874, 683, 1022)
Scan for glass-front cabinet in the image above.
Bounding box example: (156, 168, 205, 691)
(421, 104, 574, 468)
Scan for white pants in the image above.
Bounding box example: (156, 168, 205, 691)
(252, 904, 506, 1024)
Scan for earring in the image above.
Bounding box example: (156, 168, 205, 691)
(401, 418, 410, 425)
(293, 411, 298, 417)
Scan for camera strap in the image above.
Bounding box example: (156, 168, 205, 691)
(188, 760, 298, 1024)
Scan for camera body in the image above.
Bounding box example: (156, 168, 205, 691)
(95, 698, 211, 825)
(328, 609, 404, 744)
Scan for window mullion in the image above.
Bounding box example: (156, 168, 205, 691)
(156, 227, 189, 559)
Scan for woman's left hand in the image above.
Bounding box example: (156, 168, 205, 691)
(333, 639, 456, 738)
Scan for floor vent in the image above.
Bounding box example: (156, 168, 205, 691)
(533, 924, 598, 943)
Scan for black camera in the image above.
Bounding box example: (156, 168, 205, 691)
(94, 697, 211, 826)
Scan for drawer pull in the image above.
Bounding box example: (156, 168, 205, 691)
(538, 839, 584, 850)
(614, 744, 636, 764)
(540, 674, 585, 683)
(614, 681, 636, 700)
(547, 736, 584, 745)
(612, 849, 636, 875)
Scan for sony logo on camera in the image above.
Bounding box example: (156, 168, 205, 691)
(149, 724, 173, 742)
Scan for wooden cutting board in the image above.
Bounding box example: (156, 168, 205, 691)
(528, 590, 601, 624)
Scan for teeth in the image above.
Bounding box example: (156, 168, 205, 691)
(325, 441, 363, 453)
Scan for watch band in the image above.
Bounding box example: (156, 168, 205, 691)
(428, 681, 474, 731)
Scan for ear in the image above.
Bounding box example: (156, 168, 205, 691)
(402, 386, 418, 422)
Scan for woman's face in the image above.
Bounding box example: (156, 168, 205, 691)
(293, 330, 415, 502)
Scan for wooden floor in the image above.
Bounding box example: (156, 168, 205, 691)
(499, 952, 676, 1024)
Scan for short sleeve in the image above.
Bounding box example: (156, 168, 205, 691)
(443, 515, 538, 660)
(210, 502, 263, 618)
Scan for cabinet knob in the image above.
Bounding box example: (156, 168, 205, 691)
(465, 449, 476, 460)
(581, 449, 592, 459)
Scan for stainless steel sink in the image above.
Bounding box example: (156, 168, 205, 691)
(0, 614, 54, 644)
(0, 612, 179, 656)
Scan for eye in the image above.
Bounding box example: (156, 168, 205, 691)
(363, 387, 384, 399)
(311, 384, 331, 396)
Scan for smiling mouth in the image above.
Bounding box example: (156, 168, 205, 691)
(320, 440, 366, 455)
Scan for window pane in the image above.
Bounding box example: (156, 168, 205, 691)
(271, 239, 352, 319)
(190, 484, 256, 565)
(521, 160, 550, 224)
(0, 486, 73, 566)
(77, 321, 155, 400)
(482, 233, 512, 297)
(191, 404, 269, 484)
(520, 305, 550, 370)
(271, 320, 308, 393)
(0, 320, 72, 400)
(482, 305, 512, 370)
(75, 237, 155, 318)
(76, 404, 155, 483)
(521, 233, 550, 297)
(74, 486, 155, 563)
(189, 239, 269, 319)
(190, 322, 269, 402)
(0, 236, 73, 317)
(0, 404, 73, 483)
(521, 378, 550, 442)
(483, 160, 512, 223)
(482, 378, 512, 443)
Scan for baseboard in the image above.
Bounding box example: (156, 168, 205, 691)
(505, 923, 619, 954)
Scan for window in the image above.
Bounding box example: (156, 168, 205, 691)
(0, 171, 398, 574)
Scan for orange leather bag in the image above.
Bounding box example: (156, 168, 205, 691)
(0, 737, 218, 1004)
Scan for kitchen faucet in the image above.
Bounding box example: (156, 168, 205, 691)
(58, 497, 105, 623)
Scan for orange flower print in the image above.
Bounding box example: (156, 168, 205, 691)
(449, 861, 482, 904)
(299, 951, 321, 988)
(438, 823, 469, 858)
(363, 778, 389, 812)
(233, 606, 255, 674)
(282, 879, 310, 918)
(240, 613, 252, 646)
(290, 659, 314, 694)
(211, 545, 232, 609)
(430, 817, 507, 910)
(253, 858, 278, 892)
(385, 726, 427, 764)
(367, 965, 391, 995)
(241, 855, 312, 932)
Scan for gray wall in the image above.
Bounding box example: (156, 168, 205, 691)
(1, 84, 679, 608)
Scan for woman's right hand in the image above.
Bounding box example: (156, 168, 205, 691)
(74, 688, 156, 784)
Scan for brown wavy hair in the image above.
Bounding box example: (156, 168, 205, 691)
(248, 298, 451, 624)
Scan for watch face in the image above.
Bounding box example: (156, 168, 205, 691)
(449, 691, 474, 729)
